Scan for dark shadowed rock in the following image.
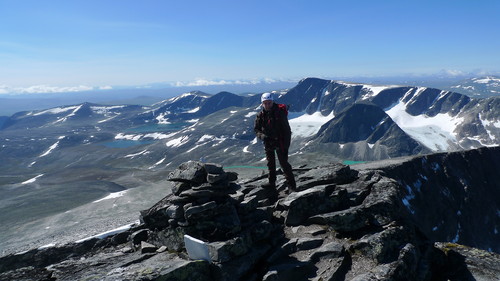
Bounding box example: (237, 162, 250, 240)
(131, 229, 148, 246)
(141, 241, 158, 254)
(281, 185, 348, 226)
(310, 241, 345, 262)
(297, 163, 359, 190)
(309, 207, 369, 233)
(433, 242, 500, 281)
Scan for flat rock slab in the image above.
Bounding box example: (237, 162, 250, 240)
(45, 251, 211, 281)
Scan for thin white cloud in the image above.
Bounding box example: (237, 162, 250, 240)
(441, 69, 466, 76)
(0, 78, 296, 95)
(171, 78, 293, 87)
(0, 86, 8, 94)
(173, 79, 248, 87)
(0, 85, 95, 94)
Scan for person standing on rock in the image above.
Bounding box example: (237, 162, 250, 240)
(254, 92, 297, 191)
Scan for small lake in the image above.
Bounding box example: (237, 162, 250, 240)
(343, 160, 367, 165)
(126, 123, 190, 133)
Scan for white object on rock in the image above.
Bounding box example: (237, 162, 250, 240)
(184, 234, 210, 261)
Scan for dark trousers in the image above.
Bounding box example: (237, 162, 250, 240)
(265, 141, 296, 189)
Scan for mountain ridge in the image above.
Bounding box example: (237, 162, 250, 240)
(1, 146, 499, 280)
(1, 77, 498, 177)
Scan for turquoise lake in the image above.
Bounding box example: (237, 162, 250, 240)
(102, 140, 154, 148)
(126, 123, 190, 133)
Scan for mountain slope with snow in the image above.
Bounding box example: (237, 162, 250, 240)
(450, 76, 500, 98)
(0, 76, 499, 258)
(277, 79, 499, 154)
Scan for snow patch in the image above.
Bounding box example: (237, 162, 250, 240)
(168, 92, 199, 103)
(39, 140, 62, 157)
(245, 112, 257, 118)
(115, 132, 174, 141)
(187, 107, 200, 113)
(166, 136, 189, 147)
(93, 191, 127, 203)
(33, 106, 79, 116)
(38, 243, 56, 250)
(289, 111, 334, 137)
(155, 113, 171, 124)
(386, 101, 463, 151)
(124, 149, 150, 158)
(196, 135, 226, 145)
(75, 221, 138, 243)
(98, 115, 118, 123)
(402, 198, 415, 214)
(474, 77, 500, 84)
(451, 223, 461, 243)
(186, 144, 203, 153)
(479, 113, 499, 141)
(402, 184, 416, 214)
(90, 105, 125, 114)
(144, 133, 173, 140)
(149, 157, 167, 169)
(21, 174, 44, 185)
(361, 84, 396, 100)
(53, 105, 83, 123)
(115, 133, 142, 141)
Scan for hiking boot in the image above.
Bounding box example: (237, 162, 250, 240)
(276, 183, 287, 192)
(262, 182, 276, 189)
(287, 183, 298, 192)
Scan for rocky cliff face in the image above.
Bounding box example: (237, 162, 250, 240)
(366, 146, 500, 254)
(1, 147, 499, 280)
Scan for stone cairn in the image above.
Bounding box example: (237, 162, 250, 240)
(139, 160, 278, 269)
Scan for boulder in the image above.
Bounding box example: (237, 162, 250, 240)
(309, 207, 369, 233)
(141, 241, 158, 254)
(433, 242, 500, 281)
(297, 163, 358, 190)
(208, 235, 252, 263)
(131, 229, 149, 246)
(281, 185, 348, 226)
(168, 161, 208, 184)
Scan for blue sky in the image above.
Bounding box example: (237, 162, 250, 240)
(0, 0, 499, 93)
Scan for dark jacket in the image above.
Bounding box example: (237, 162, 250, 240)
(254, 103, 291, 149)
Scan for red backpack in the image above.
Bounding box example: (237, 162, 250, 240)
(276, 103, 289, 117)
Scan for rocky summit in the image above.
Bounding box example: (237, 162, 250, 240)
(1, 146, 499, 281)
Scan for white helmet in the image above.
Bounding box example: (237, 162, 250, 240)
(261, 92, 273, 103)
